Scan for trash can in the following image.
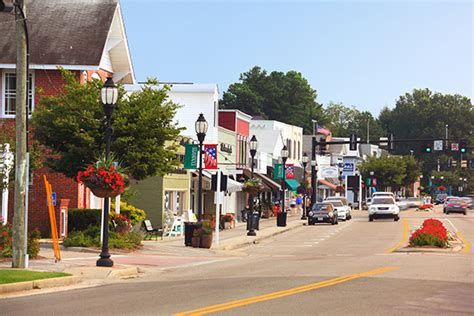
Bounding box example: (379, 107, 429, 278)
(246, 211, 260, 231)
(277, 212, 287, 227)
(184, 222, 202, 246)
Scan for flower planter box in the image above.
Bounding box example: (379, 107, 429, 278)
(200, 234, 213, 249)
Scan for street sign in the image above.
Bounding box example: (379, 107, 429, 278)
(51, 192, 57, 207)
(379, 137, 388, 146)
(433, 140, 443, 151)
(451, 143, 459, 151)
(461, 160, 467, 168)
(343, 163, 354, 173)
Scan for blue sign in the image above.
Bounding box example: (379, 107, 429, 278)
(343, 163, 354, 172)
(52, 192, 57, 207)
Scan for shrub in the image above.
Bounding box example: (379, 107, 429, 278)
(68, 208, 101, 231)
(0, 224, 41, 258)
(63, 226, 141, 249)
(409, 218, 448, 248)
(113, 201, 146, 225)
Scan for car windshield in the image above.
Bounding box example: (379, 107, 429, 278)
(330, 201, 343, 207)
(327, 198, 347, 205)
(312, 204, 330, 212)
(372, 198, 394, 205)
(447, 198, 459, 203)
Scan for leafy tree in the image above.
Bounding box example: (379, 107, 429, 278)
(32, 69, 183, 180)
(358, 155, 407, 190)
(323, 102, 384, 139)
(401, 155, 422, 188)
(220, 66, 326, 134)
(378, 88, 473, 156)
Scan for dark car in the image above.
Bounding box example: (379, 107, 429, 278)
(308, 203, 338, 225)
(444, 197, 467, 215)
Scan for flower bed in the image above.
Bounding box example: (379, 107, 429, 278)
(409, 218, 449, 248)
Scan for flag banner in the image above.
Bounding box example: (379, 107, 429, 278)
(286, 164, 295, 179)
(184, 144, 198, 169)
(273, 164, 294, 179)
(204, 144, 218, 169)
(274, 164, 283, 180)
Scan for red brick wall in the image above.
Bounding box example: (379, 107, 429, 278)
(218, 112, 236, 131)
(2, 69, 83, 237)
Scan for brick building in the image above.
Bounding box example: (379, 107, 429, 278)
(0, 0, 134, 236)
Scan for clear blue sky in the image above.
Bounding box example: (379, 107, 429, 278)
(121, 0, 472, 115)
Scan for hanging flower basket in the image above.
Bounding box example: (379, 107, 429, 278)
(242, 178, 264, 195)
(77, 156, 129, 198)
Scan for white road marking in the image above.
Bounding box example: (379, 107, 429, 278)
(445, 218, 458, 232)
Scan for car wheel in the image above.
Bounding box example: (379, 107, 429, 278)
(463, 211, 467, 215)
(446, 211, 449, 215)
(369, 216, 373, 222)
(394, 216, 399, 221)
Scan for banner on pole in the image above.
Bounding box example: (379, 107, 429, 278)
(273, 164, 294, 179)
(204, 144, 218, 169)
(184, 144, 198, 169)
(286, 164, 295, 179)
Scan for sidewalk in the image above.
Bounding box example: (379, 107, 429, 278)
(0, 213, 305, 295)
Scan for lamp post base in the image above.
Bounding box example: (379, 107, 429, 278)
(247, 230, 257, 236)
(96, 256, 113, 267)
(301, 215, 307, 220)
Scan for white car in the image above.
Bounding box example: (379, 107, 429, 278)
(372, 192, 395, 199)
(369, 197, 400, 221)
(325, 197, 352, 220)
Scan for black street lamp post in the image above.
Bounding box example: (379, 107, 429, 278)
(301, 153, 309, 220)
(278, 145, 289, 227)
(195, 113, 208, 222)
(97, 77, 118, 268)
(247, 135, 258, 236)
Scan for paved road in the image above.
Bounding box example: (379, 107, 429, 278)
(1, 207, 473, 315)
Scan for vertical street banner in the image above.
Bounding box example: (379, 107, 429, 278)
(286, 164, 295, 179)
(184, 144, 198, 169)
(274, 164, 282, 180)
(204, 144, 218, 169)
(273, 164, 294, 179)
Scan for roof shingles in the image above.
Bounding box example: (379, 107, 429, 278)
(0, 0, 118, 66)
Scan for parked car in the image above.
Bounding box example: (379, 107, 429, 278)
(396, 198, 409, 210)
(443, 197, 467, 215)
(326, 200, 350, 221)
(308, 203, 338, 225)
(368, 197, 400, 221)
(406, 197, 423, 208)
(460, 197, 473, 210)
(324, 196, 352, 219)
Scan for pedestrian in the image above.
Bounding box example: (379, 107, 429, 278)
(272, 201, 281, 217)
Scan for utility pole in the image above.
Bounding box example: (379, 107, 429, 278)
(12, 0, 27, 269)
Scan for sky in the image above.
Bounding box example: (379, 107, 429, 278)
(120, 0, 473, 116)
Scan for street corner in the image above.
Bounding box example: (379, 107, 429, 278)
(63, 264, 141, 281)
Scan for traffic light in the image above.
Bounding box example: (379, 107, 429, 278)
(459, 140, 467, 154)
(423, 142, 432, 153)
(349, 134, 357, 151)
(319, 137, 327, 153)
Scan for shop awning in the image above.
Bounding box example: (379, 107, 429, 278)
(242, 169, 272, 192)
(196, 170, 243, 193)
(257, 173, 281, 191)
(318, 178, 337, 190)
(285, 179, 300, 191)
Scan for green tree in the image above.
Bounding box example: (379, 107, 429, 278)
(32, 69, 183, 180)
(358, 156, 407, 190)
(220, 66, 326, 134)
(323, 102, 385, 139)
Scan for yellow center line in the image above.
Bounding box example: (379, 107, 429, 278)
(174, 266, 400, 316)
(456, 231, 470, 253)
(386, 218, 409, 253)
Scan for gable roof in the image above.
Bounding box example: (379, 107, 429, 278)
(0, 0, 118, 66)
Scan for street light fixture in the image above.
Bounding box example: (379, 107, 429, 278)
(301, 153, 309, 220)
(195, 113, 208, 222)
(97, 77, 118, 268)
(278, 145, 289, 227)
(247, 135, 258, 236)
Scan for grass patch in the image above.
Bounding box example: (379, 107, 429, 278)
(0, 269, 71, 285)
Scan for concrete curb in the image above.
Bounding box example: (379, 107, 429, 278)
(107, 266, 140, 278)
(0, 276, 80, 295)
(215, 220, 304, 251)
